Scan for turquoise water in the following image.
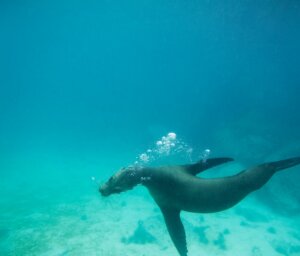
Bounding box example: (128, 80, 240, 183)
(1, 1, 300, 255)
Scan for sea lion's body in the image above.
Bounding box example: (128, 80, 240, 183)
(100, 156, 300, 256)
(145, 165, 247, 213)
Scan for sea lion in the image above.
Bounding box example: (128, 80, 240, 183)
(99, 156, 300, 256)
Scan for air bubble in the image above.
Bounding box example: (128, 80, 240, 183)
(139, 153, 150, 162)
(201, 149, 211, 163)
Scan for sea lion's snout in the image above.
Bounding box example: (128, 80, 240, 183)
(99, 184, 110, 197)
(99, 167, 138, 197)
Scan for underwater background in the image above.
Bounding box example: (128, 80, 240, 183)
(1, 0, 300, 255)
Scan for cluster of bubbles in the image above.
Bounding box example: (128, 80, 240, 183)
(134, 132, 211, 166)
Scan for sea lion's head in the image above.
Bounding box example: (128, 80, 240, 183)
(99, 166, 141, 197)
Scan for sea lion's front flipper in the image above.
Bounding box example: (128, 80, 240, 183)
(160, 207, 187, 256)
(184, 157, 234, 176)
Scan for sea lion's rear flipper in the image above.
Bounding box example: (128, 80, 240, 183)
(183, 157, 234, 176)
(237, 156, 300, 192)
(266, 156, 300, 172)
(161, 207, 187, 256)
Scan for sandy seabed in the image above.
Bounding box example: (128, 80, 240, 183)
(1, 177, 300, 256)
